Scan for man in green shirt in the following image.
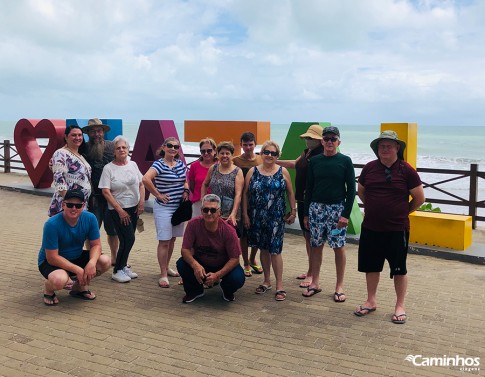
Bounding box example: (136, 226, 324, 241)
(302, 126, 356, 302)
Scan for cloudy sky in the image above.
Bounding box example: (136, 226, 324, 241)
(0, 0, 484, 126)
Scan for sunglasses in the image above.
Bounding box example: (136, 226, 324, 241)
(202, 207, 219, 214)
(65, 202, 83, 209)
(165, 143, 180, 150)
(200, 149, 213, 154)
(385, 168, 392, 182)
(262, 150, 278, 157)
(323, 137, 338, 142)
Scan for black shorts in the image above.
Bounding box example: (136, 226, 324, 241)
(358, 227, 409, 278)
(297, 201, 309, 234)
(38, 250, 90, 279)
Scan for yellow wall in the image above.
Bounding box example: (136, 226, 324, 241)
(380, 123, 417, 168)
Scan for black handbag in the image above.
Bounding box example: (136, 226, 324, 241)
(171, 200, 193, 225)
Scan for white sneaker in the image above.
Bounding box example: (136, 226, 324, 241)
(123, 266, 138, 279)
(112, 270, 131, 283)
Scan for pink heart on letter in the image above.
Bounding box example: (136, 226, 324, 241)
(14, 119, 66, 188)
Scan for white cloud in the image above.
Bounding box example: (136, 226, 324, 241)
(0, 0, 483, 125)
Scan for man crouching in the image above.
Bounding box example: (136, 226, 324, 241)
(176, 194, 245, 303)
(38, 188, 111, 305)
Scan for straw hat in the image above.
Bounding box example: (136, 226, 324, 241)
(370, 130, 406, 160)
(299, 124, 323, 140)
(82, 118, 111, 133)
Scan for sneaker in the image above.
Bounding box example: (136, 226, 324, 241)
(123, 266, 138, 279)
(112, 270, 131, 283)
(220, 285, 235, 302)
(182, 292, 205, 303)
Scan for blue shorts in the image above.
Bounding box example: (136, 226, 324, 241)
(309, 202, 346, 248)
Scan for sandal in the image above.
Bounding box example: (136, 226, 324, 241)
(275, 290, 287, 301)
(296, 273, 307, 280)
(255, 284, 272, 294)
(244, 267, 252, 277)
(249, 264, 263, 274)
(43, 293, 58, 306)
(167, 268, 180, 277)
(158, 277, 170, 288)
(334, 292, 346, 302)
(392, 313, 407, 324)
(69, 290, 96, 300)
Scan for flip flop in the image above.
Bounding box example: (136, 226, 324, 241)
(255, 284, 272, 294)
(296, 273, 307, 280)
(392, 313, 407, 324)
(244, 268, 252, 277)
(249, 264, 263, 274)
(69, 290, 96, 300)
(302, 287, 322, 297)
(159, 277, 170, 288)
(299, 280, 311, 288)
(43, 293, 58, 306)
(167, 268, 180, 277)
(275, 290, 287, 301)
(334, 292, 346, 302)
(354, 305, 376, 317)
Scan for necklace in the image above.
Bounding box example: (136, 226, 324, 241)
(164, 158, 176, 168)
(65, 146, 81, 158)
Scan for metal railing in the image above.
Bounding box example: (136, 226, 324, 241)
(2, 140, 484, 228)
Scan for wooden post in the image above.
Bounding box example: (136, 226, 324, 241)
(469, 163, 478, 229)
(4, 140, 11, 173)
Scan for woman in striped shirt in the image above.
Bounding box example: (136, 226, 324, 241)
(142, 137, 189, 288)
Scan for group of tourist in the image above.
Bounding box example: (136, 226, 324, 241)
(37, 119, 424, 324)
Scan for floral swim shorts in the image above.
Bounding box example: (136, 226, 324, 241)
(309, 201, 346, 248)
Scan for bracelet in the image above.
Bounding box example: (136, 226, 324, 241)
(183, 188, 190, 194)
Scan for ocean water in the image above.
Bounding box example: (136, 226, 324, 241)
(3, 120, 483, 168)
(1, 120, 484, 216)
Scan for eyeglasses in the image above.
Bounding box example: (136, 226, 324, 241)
(202, 207, 219, 214)
(385, 168, 392, 182)
(262, 150, 278, 157)
(323, 137, 338, 142)
(165, 143, 180, 150)
(200, 149, 213, 154)
(65, 202, 83, 209)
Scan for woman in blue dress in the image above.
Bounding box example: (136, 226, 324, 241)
(242, 141, 296, 301)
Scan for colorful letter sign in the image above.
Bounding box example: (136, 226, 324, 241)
(14, 119, 66, 188)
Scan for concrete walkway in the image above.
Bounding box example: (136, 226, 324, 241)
(0, 174, 484, 376)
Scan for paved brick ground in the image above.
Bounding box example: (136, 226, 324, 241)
(0, 188, 483, 376)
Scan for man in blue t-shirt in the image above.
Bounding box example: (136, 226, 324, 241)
(38, 188, 111, 305)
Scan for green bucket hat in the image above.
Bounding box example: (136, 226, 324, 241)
(370, 130, 406, 160)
